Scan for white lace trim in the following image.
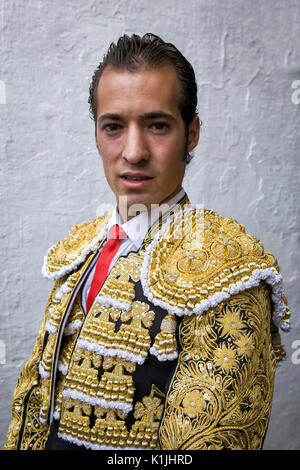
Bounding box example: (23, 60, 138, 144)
(95, 295, 131, 312)
(53, 410, 61, 420)
(38, 361, 50, 379)
(62, 388, 133, 413)
(149, 346, 178, 362)
(54, 282, 72, 300)
(64, 320, 83, 336)
(77, 338, 146, 365)
(57, 360, 69, 376)
(45, 321, 57, 334)
(57, 432, 147, 450)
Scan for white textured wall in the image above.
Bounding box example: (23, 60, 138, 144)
(0, 0, 299, 449)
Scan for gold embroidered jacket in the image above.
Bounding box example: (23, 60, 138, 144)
(3, 199, 290, 450)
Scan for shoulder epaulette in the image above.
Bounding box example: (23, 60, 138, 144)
(141, 207, 290, 332)
(42, 214, 111, 281)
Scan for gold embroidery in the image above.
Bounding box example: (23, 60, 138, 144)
(271, 331, 287, 362)
(38, 275, 85, 423)
(99, 278, 135, 304)
(81, 301, 155, 362)
(144, 209, 291, 330)
(101, 356, 136, 405)
(182, 390, 207, 417)
(53, 297, 85, 419)
(44, 215, 110, 278)
(40, 333, 57, 377)
(59, 386, 165, 450)
(58, 280, 158, 448)
(62, 347, 103, 400)
(38, 256, 97, 427)
(128, 385, 164, 449)
(52, 224, 168, 450)
(96, 253, 142, 306)
(3, 313, 50, 449)
(92, 407, 128, 448)
(53, 372, 66, 420)
(59, 397, 95, 445)
(39, 378, 51, 424)
(43, 195, 189, 281)
(63, 296, 85, 336)
(19, 388, 50, 450)
(5, 195, 289, 450)
(159, 284, 277, 450)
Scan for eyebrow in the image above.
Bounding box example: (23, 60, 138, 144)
(141, 112, 177, 122)
(97, 111, 177, 124)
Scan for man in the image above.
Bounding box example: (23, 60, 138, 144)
(4, 33, 290, 451)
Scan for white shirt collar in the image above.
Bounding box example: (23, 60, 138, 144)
(107, 188, 186, 249)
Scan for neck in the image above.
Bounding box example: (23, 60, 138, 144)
(117, 187, 184, 222)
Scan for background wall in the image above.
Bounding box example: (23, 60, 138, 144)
(0, 0, 299, 449)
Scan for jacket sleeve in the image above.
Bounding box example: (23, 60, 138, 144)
(2, 282, 60, 450)
(158, 282, 279, 450)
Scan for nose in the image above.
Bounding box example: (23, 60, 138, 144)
(122, 124, 149, 164)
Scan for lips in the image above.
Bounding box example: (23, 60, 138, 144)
(120, 172, 154, 188)
(121, 173, 153, 181)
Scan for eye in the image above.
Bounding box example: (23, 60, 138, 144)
(102, 123, 122, 133)
(150, 122, 169, 132)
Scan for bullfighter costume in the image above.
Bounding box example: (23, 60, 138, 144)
(3, 190, 290, 450)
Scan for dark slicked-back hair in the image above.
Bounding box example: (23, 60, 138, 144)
(88, 33, 199, 162)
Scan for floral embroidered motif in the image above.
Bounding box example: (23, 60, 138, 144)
(212, 343, 239, 374)
(182, 390, 207, 417)
(159, 284, 277, 450)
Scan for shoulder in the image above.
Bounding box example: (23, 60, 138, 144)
(41, 213, 111, 281)
(141, 207, 290, 332)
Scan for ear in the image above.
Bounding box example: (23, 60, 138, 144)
(187, 115, 201, 152)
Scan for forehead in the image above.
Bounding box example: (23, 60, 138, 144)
(96, 64, 182, 119)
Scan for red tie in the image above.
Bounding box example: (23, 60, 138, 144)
(86, 224, 127, 312)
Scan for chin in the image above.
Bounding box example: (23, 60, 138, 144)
(128, 196, 153, 209)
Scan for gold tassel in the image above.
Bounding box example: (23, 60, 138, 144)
(272, 331, 286, 363)
(150, 313, 178, 361)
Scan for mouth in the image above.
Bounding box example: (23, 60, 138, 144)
(121, 173, 153, 180)
(120, 173, 154, 187)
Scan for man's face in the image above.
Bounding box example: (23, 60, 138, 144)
(95, 64, 199, 220)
